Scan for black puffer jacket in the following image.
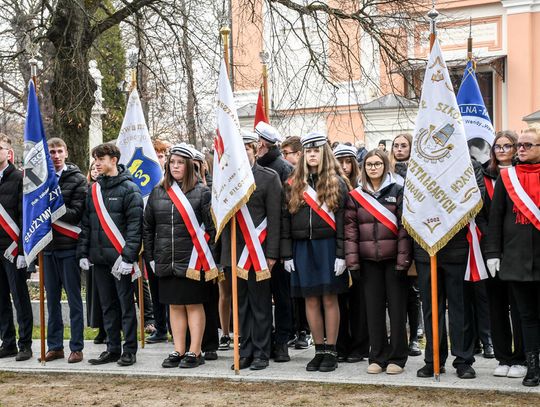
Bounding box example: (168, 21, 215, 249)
(0, 163, 22, 252)
(77, 165, 143, 265)
(281, 174, 349, 259)
(46, 164, 87, 251)
(257, 146, 293, 183)
(143, 181, 214, 279)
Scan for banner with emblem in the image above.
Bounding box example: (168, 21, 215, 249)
(116, 89, 162, 203)
(402, 39, 482, 255)
(22, 80, 66, 263)
(212, 60, 256, 238)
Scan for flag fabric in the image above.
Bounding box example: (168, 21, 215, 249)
(457, 60, 495, 147)
(254, 86, 268, 128)
(22, 80, 66, 263)
(116, 89, 162, 203)
(212, 60, 256, 238)
(402, 40, 482, 256)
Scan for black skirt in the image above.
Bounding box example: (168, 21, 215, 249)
(159, 274, 209, 305)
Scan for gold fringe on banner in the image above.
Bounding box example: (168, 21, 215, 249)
(236, 267, 249, 280)
(212, 183, 256, 240)
(255, 269, 271, 282)
(217, 269, 226, 282)
(205, 267, 219, 282)
(403, 200, 483, 257)
(186, 268, 201, 281)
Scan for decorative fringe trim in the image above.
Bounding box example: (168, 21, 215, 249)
(348, 271, 352, 288)
(212, 183, 257, 240)
(186, 268, 201, 281)
(204, 267, 219, 282)
(236, 267, 249, 280)
(217, 269, 226, 282)
(255, 269, 271, 282)
(25, 230, 53, 265)
(403, 200, 483, 257)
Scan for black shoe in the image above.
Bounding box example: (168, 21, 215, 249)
(319, 352, 338, 372)
(93, 330, 107, 345)
(337, 354, 347, 363)
(231, 357, 252, 370)
(250, 358, 269, 370)
(295, 331, 310, 349)
(15, 348, 32, 361)
(287, 334, 297, 348)
(456, 364, 476, 379)
(346, 353, 364, 363)
(219, 335, 231, 351)
(306, 344, 325, 372)
(146, 332, 168, 344)
(162, 351, 183, 368)
(88, 351, 121, 365)
(204, 351, 218, 361)
(117, 352, 136, 366)
(273, 343, 290, 363)
(523, 351, 540, 387)
(179, 352, 205, 368)
(0, 345, 18, 358)
(483, 345, 495, 359)
(417, 364, 446, 378)
(408, 341, 422, 357)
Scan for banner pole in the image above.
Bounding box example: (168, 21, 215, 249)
(262, 63, 270, 120)
(138, 257, 145, 348)
(428, 3, 440, 382)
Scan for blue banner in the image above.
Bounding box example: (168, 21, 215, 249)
(22, 80, 66, 262)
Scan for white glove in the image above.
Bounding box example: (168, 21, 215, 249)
(119, 261, 133, 275)
(284, 259, 295, 273)
(487, 258, 500, 278)
(334, 258, 346, 276)
(79, 258, 90, 271)
(149, 261, 155, 273)
(16, 256, 27, 269)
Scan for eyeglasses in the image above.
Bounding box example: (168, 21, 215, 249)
(0, 146, 9, 151)
(393, 143, 409, 149)
(493, 144, 514, 153)
(516, 143, 540, 150)
(282, 150, 297, 157)
(365, 162, 384, 169)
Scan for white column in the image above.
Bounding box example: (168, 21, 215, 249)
(88, 60, 105, 159)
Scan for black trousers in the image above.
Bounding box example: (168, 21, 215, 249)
(510, 281, 540, 353)
(238, 269, 272, 360)
(486, 276, 525, 365)
(270, 262, 293, 345)
(147, 261, 169, 335)
(362, 260, 408, 368)
(134, 278, 154, 327)
(416, 261, 475, 368)
(94, 264, 138, 354)
(0, 257, 32, 349)
(468, 280, 492, 348)
(407, 276, 420, 342)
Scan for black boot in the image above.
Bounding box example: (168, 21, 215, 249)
(306, 344, 325, 372)
(523, 351, 540, 387)
(319, 344, 338, 372)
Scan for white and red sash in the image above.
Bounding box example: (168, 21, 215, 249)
(91, 183, 141, 281)
(52, 220, 81, 240)
(484, 176, 496, 200)
(286, 179, 336, 230)
(0, 203, 19, 262)
(236, 205, 269, 281)
(349, 187, 398, 236)
(501, 167, 540, 231)
(166, 183, 218, 281)
(464, 220, 488, 282)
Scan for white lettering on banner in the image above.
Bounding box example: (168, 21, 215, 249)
(24, 207, 51, 243)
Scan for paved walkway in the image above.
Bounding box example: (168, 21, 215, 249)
(1, 340, 539, 394)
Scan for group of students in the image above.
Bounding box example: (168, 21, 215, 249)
(0, 124, 539, 387)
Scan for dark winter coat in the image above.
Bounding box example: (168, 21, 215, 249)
(143, 181, 214, 279)
(45, 164, 88, 251)
(220, 163, 282, 266)
(0, 163, 22, 252)
(77, 165, 143, 265)
(257, 146, 293, 183)
(344, 175, 412, 270)
(280, 174, 349, 259)
(484, 168, 540, 282)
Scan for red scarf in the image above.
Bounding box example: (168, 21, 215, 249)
(513, 164, 540, 225)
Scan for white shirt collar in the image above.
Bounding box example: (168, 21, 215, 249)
(56, 164, 67, 177)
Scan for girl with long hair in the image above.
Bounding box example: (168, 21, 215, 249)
(282, 132, 349, 372)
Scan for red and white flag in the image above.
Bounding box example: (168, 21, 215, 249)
(254, 86, 268, 128)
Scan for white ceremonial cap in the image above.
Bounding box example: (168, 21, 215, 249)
(241, 129, 259, 144)
(333, 144, 357, 159)
(300, 132, 328, 148)
(255, 122, 283, 144)
(170, 143, 195, 159)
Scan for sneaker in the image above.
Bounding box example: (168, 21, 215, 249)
(179, 352, 205, 368)
(417, 328, 424, 340)
(287, 334, 297, 348)
(144, 324, 156, 334)
(295, 331, 311, 349)
(456, 364, 476, 379)
(386, 363, 404, 375)
(408, 341, 422, 357)
(218, 335, 231, 351)
(146, 332, 168, 344)
(367, 363, 383, 374)
(483, 344, 495, 359)
(507, 364, 528, 378)
(162, 351, 183, 368)
(493, 364, 510, 377)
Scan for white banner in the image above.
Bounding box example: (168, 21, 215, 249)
(402, 39, 482, 255)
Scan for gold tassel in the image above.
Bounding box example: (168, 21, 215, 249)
(255, 269, 271, 282)
(236, 267, 249, 280)
(217, 270, 226, 282)
(186, 268, 201, 281)
(205, 267, 219, 282)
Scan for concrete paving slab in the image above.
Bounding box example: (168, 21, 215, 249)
(1, 340, 539, 394)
